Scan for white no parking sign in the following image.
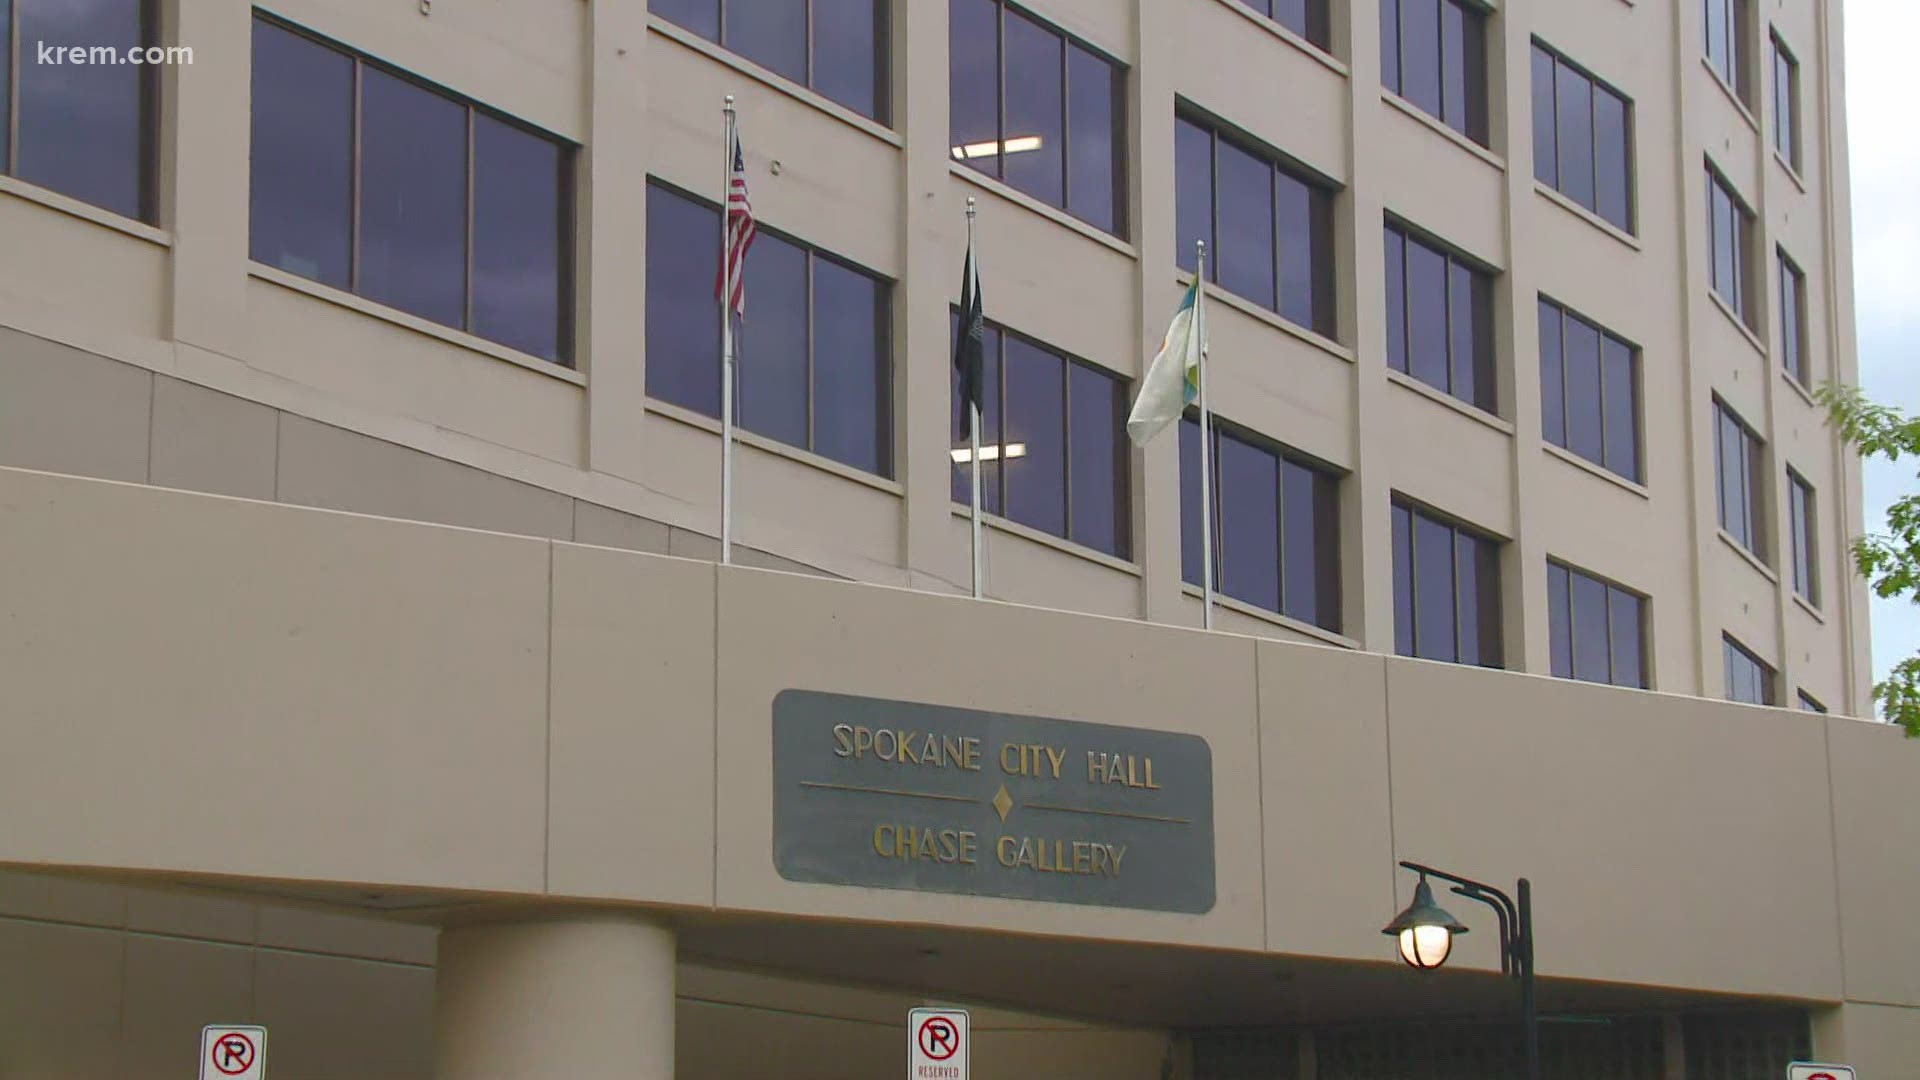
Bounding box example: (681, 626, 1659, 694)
(200, 1025, 266, 1080)
(908, 1007, 968, 1080)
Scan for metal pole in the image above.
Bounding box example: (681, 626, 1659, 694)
(720, 96, 736, 566)
(1195, 241, 1214, 631)
(967, 198, 984, 600)
(1519, 878, 1539, 1080)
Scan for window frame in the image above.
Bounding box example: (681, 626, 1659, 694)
(1380, 0, 1492, 147)
(1788, 466, 1818, 606)
(1391, 497, 1505, 669)
(1797, 690, 1828, 714)
(1176, 108, 1340, 339)
(1538, 296, 1643, 484)
(1723, 634, 1777, 706)
(949, 311, 1132, 560)
(1182, 414, 1345, 633)
(650, 0, 892, 123)
(1384, 218, 1498, 414)
(1771, 30, 1801, 172)
(1778, 246, 1810, 387)
(1530, 38, 1637, 234)
(951, 0, 1128, 238)
(1713, 396, 1768, 561)
(250, 11, 578, 365)
(1706, 162, 1756, 327)
(4, 0, 162, 223)
(1547, 559, 1649, 689)
(645, 178, 895, 478)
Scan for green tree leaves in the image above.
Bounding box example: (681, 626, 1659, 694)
(1818, 382, 1920, 736)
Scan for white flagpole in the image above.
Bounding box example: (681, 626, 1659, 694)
(967, 197, 984, 600)
(720, 95, 737, 566)
(1195, 241, 1215, 631)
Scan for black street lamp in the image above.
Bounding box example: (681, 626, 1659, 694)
(1382, 860, 1538, 1080)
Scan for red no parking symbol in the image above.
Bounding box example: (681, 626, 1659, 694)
(917, 1015, 960, 1061)
(211, 1033, 255, 1075)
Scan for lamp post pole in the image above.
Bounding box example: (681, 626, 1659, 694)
(1394, 860, 1538, 1080)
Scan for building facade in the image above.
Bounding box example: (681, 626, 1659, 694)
(1, 0, 1914, 1077)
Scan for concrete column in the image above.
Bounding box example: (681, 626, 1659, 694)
(163, 0, 251, 358)
(1496, 0, 1550, 676)
(1132, 0, 1179, 625)
(582, 0, 652, 485)
(897, 0, 960, 588)
(1342, 0, 1396, 653)
(435, 916, 676, 1080)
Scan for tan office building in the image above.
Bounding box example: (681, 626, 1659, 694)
(2, 0, 1916, 1076)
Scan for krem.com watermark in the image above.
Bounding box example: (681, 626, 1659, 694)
(35, 42, 193, 66)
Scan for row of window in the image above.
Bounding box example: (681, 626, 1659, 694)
(1705, 0, 1819, 711)
(31, 8, 1799, 563)
(0, 3, 1837, 714)
(645, 202, 1830, 705)
(36, 3, 1820, 409)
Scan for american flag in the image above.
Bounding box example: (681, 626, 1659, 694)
(718, 120, 756, 318)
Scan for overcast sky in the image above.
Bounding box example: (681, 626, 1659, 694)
(1842, 0, 1918, 699)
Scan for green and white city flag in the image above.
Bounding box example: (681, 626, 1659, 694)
(1126, 279, 1207, 447)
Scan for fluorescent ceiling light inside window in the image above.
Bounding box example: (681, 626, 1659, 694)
(950, 135, 1044, 160)
(950, 443, 1028, 464)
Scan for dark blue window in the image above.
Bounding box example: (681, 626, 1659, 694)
(1176, 113, 1338, 339)
(1714, 398, 1766, 559)
(1532, 41, 1635, 233)
(473, 116, 569, 362)
(1704, 0, 1751, 103)
(1707, 165, 1753, 325)
(251, 19, 353, 289)
(949, 0, 1000, 174)
(1382, 0, 1489, 146)
(1217, 139, 1277, 310)
(1541, 298, 1640, 483)
(650, 0, 887, 122)
(249, 15, 573, 363)
(647, 182, 893, 478)
(1779, 249, 1809, 386)
(1392, 500, 1502, 668)
(359, 68, 468, 330)
(1772, 34, 1800, 171)
(729, 0, 808, 84)
(951, 0, 1125, 236)
(812, 256, 889, 475)
(1182, 418, 1342, 632)
(1724, 635, 1776, 705)
(11, 0, 156, 221)
(1246, 0, 1331, 49)
(645, 186, 721, 417)
(1548, 560, 1647, 688)
(1788, 469, 1818, 604)
(738, 234, 811, 450)
(950, 317, 1129, 559)
(1384, 222, 1495, 413)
